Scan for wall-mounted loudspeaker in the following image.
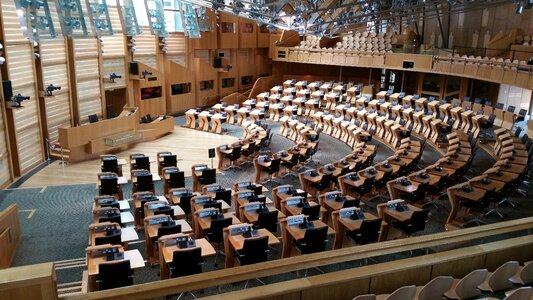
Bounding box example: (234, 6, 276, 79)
(214, 58, 222, 68)
(403, 61, 414, 69)
(129, 62, 139, 75)
(2, 80, 13, 101)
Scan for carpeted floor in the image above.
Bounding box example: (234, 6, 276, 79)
(0, 115, 531, 299)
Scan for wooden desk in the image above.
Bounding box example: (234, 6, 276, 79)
(144, 217, 192, 263)
(240, 206, 285, 224)
(86, 247, 144, 292)
(437, 159, 465, 170)
(194, 212, 241, 238)
(281, 220, 335, 258)
(409, 173, 440, 187)
(332, 211, 387, 249)
(89, 226, 139, 249)
(224, 228, 280, 268)
(158, 235, 215, 279)
(192, 199, 231, 214)
(388, 180, 419, 200)
(379, 203, 421, 224)
(455, 187, 486, 202)
(321, 194, 359, 224)
(284, 201, 325, 218)
(485, 171, 518, 183)
(470, 179, 506, 193)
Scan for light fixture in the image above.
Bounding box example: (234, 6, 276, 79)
(45, 84, 61, 96)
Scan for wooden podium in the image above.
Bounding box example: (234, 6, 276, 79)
(57, 107, 174, 162)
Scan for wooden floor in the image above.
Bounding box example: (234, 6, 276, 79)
(20, 126, 238, 188)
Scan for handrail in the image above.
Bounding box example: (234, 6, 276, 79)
(63, 217, 533, 300)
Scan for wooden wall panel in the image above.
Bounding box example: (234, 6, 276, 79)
(194, 59, 218, 107)
(257, 26, 270, 48)
(102, 58, 126, 89)
(134, 28, 156, 55)
(238, 49, 255, 90)
(5, 44, 44, 174)
(166, 62, 196, 113)
(0, 101, 11, 187)
(192, 10, 217, 50)
(73, 39, 102, 123)
(135, 55, 158, 69)
(133, 62, 166, 116)
(0, 204, 21, 268)
(0, 0, 26, 43)
(255, 48, 271, 77)
(218, 14, 239, 49)
(239, 18, 257, 48)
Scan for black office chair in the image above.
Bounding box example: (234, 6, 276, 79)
(403, 182, 429, 204)
(199, 168, 217, 186)
(99, 214, 122, 226)
(205, 217, 232, 267)
(155, 224, 182, 251)
(310, 173, 333, 193)
(169, 247, 202, 278)
(161, 155, 178, 169)
(462, 190, 493, 227)
(177, 194, 193, 216)
(394, 209, 430, 237)
(101, 159, 119, 174)
(135, 174, 154, 192)
(425, 175, 449, 210)
(263, 159, 281, 185)
(235, 235, 269, 266)
(281, 153, 300, 177)
(301, 204, 320, 221)
(347, 218, 382, 245)
(214, 189, 233, 207)
(226, 146, 242, 171)
(167, 171, 185, 189)
(157, 224, 182, 239)
(255, 210, 278, 234)
(99, 177, 119, 196)
(240, 143, 257, 166)
(294, 226, 328, 255)
(154, 206, 174, 218)
(94, 232, 121, 246)
(354, 178, 374, 199)
(203, 201, 222, 211)
(342, 198, 361, 208)
(96, 260, 133, 290)
(134, 156, 150, 171)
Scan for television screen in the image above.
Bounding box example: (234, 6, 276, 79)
(171, 83, 191, 95)
(141, 86, 162, 100)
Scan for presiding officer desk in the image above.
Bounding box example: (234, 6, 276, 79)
(58, 107, 174, 162)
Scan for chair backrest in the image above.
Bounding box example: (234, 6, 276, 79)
(417, 276, 454, 300)
(95, 233, 121, 246)
(342, 198, 361, 208)
(170, 247, 202, 278)
(214, 190, 232, 206)
(168, 171, 185, 189)
(352, 295, 376, 300)
(100, 177, 118, 195)
(356, 218, 382, 245)
(136, 174, 153, 191)
(99, 215, 122, 226)
(102, 159, 118, 173)
(207, 217, 232, 243)
(157, 224, 182, 238)
(162, 155, 177, 168)
(204, 201, 222, 211)
(301, 226, 328, 254)
(488, 261, 520, 292)
(134, 156, 150, 171)
(504, 287, 533, 300)
(154, 206, 174, 218)
(97, 260, 133, 290)
(230, 146, 242, 159)
(200, 168, 217, 185)
(257, 210, 278, 233)
(455, 269, 488, 299)
(518, 260, 533, 285)
(385, 285, 416, 300)
(269, 159, 281, 173)
(302, 204, 320, 221)
(240, 235, 269, 265)
(408, 209, 429, 233)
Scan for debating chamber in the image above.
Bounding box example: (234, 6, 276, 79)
(2, 0, 533, 299)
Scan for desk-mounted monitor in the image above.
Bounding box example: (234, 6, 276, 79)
(88, 114, 98, 123)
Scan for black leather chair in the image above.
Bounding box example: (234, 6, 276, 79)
(394, 209, 430, 237)
(167, 171, 185, 189)
(347, 218, 382, 245)
(255, 210, 278, 233)
(169, 247, 202, 278)
(302, 204, 320, 221)
(96, 260, 133, 290)
(310, 174, 333, 193)
(161, 155, 177, 169)
(135, 174, 154, 192)
(199, 168, 217, 186)
(403, 182, 429, 204)
(294, 226, 328, 255)
(235, 235, 269, 265)
(157, 224, 182, 239)
(154, 206, 174, 218)
(205, 217, 232, 267)
(342, 198, 361, 208)
(101, 158, 119, 174)
(99, 214, 122, 226)
(263, 159, 281, 185)
(241, 143, 256, 166)
(99, 177, 119, 196)
(226, 146, 242, 171)
(281, 153, 300, 177)
(94, 232, 121, 246)
(214, 189, 233, 207)
(133, 156, 150, 171)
